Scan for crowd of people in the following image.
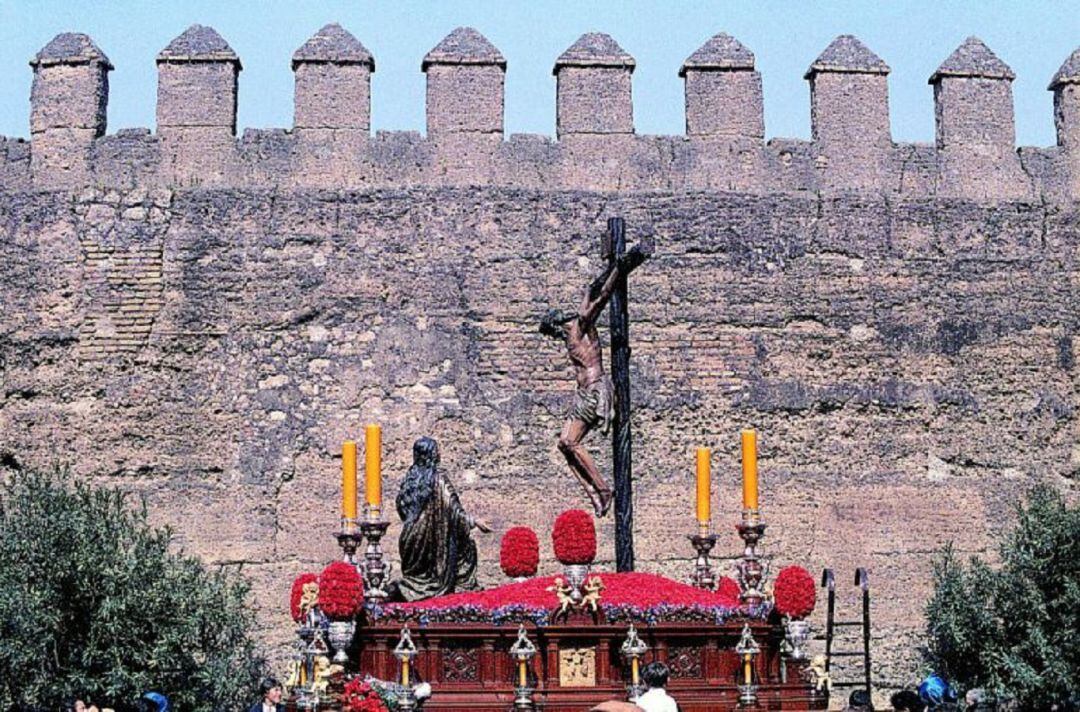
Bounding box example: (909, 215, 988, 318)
(581, 664, 1011, 712)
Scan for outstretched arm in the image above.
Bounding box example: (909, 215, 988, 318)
(578, 238, 654, 326)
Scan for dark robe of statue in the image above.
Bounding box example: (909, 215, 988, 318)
(393, 437, 486, 602)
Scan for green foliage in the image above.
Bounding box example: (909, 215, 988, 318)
(0, 468, 265, 711)
(925, 484, 1080, 709)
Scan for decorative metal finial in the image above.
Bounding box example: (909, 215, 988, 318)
(735, 622, 761, 707)
(620, 624, 649, 701)
(509, 625, 538, 711)
(393, 625, 418, 661)
(510, 624, 537, 659)
(393, 626, 419, 711)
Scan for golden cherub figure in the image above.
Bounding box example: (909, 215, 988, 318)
(284, 660, 301, 690)
(807, 654, 832, 692)
(581, 575, 604, 613)
(300, 581, 320, 621)
(546, 576, 575, 616)
(312, 655, 344, 694)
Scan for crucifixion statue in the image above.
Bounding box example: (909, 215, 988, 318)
(540, 217, 652, 571)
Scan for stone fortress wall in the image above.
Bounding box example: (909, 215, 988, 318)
(1, 23, 1078, 696)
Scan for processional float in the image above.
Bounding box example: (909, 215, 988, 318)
(282, 219, 831, 711)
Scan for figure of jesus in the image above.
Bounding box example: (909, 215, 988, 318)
(540, 238, 652, 517)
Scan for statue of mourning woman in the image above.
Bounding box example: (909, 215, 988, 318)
(388, 437, 491, 602)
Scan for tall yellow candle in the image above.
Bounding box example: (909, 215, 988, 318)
(365, 424, 382, 510)
(741, 429, 759, 510)
(743, 654, 752, 685)
(342, 441, 358, 520)
(631, 657, 640, 685)
(401, 658, 410, 687)
(518, 659, 527, 688)
(695, 447, 711, 524)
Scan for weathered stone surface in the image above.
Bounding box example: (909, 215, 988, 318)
(554, 34, 635, 137)
(1, 187, 1077, 695)
(680, 34, 763, 141)
(806, 34, 890, 77)
(422, 27, 505, 69)
(554, 32, 635, 68)
(423, 29, 505, 137)
(930, 36, 1014, 81)
(157, 24, 240, 65)
(680, 33, 755, 74)
(31, 32, 113, 68)
(293, 26, 374, 133)
(292, 23, 373, 68)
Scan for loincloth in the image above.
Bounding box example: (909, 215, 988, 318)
(571, 376, 614, 435)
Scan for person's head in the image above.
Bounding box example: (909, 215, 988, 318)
(919, 674, 957, 708)
(892, 689, 926, 712)
(141, 692, 169, 712)
(641, 661, 669, 690)
(539, 309, 572, 340)
(848, 688, 873, 710)
(412, 437, 439, 470)
(260, 677, 282, 705)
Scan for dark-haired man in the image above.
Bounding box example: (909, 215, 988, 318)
(248, 678, 282, 712)
(636, 661, 678, 712)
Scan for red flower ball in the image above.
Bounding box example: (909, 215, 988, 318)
(774, 565, 816, 619)
(500, 527, 540, 578)
(289, 572, 319, 622)
(552, 509, 597, 565)
(319, 561, 365, 621)
(716, 576, 742, 606)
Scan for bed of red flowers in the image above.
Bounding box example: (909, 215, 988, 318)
(773, 565, 816, 619)
(377, 571, 752, 625)
(341, 677, 388, 712)
(500, 526, 540, 578)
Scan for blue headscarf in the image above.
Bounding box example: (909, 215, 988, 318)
(143, 692, 170, 712)
(918, 675, 957, 707)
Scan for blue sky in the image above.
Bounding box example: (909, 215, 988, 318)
(0, 1, 1075, 146)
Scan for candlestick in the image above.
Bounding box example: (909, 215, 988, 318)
(741, 430, 758, 510)
(695, 447, 711, 526)
(342, 441, 358, 521)
(688, 532, 718, 590)
(364, 425, 382, 518)
(359, 515, 391, 605)
(736, 507, 768, 608)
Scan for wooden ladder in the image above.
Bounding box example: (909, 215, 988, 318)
(820, 568, 872, 696)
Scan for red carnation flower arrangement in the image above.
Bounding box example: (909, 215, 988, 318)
(773, 565, 816, 619)
(290, 572, 319, 622)
(552, 509, 597, 565)
(342, 677, 388, 712)
(717, 576, 742, 605)
(500, 527, 540, 578)
(318, 561, 365, 621)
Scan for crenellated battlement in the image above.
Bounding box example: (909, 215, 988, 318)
(5, 24, 1080, 199)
